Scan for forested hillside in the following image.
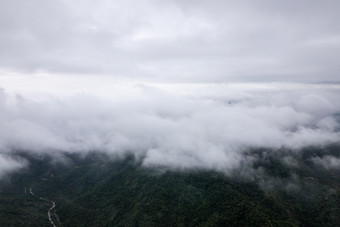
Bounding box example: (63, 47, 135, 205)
(1, 146, 340, 226)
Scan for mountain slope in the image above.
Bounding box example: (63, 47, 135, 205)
(0, 146, 340, 226)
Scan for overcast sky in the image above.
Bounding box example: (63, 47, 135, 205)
(1, 1, 340, 180)
(1, 0, 340, 83)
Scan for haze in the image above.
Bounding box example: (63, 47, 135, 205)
(0, 0, 340, 179)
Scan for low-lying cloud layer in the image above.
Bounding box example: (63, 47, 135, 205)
(1, 0, 339, 194)
(0, 83, 339, 178)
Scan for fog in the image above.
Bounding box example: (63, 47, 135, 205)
(1, 0, 340, 182)
(0, 83, 339, 178)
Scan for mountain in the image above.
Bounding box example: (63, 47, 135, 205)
(0, 146, 340, 226)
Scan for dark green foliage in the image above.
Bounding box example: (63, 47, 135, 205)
(0, 146, 340, 226)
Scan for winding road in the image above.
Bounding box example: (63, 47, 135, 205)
(29, 187, 60, 226)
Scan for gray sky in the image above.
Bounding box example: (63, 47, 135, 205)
(1, 1, 340, 180)
(1, 0, 340, 83)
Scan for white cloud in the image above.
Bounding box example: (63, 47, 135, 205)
(0, 153, 26, 179)
(1, 0, 340, 186)
(312, 155, 340, 169)
(0, 84, 339, 178)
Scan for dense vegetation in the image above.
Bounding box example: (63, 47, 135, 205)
(0, 145, 340, 226)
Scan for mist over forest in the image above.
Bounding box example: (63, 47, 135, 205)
(1, 0, 340, 226)
(1, 84, 339, 181)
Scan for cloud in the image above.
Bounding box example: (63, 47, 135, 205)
(0, 0, 340, 82)
(0, 84, 339, 179)
(1, 0, 339, 193)
(0, 153, 27, 179)
(312, 155, 340, 169)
